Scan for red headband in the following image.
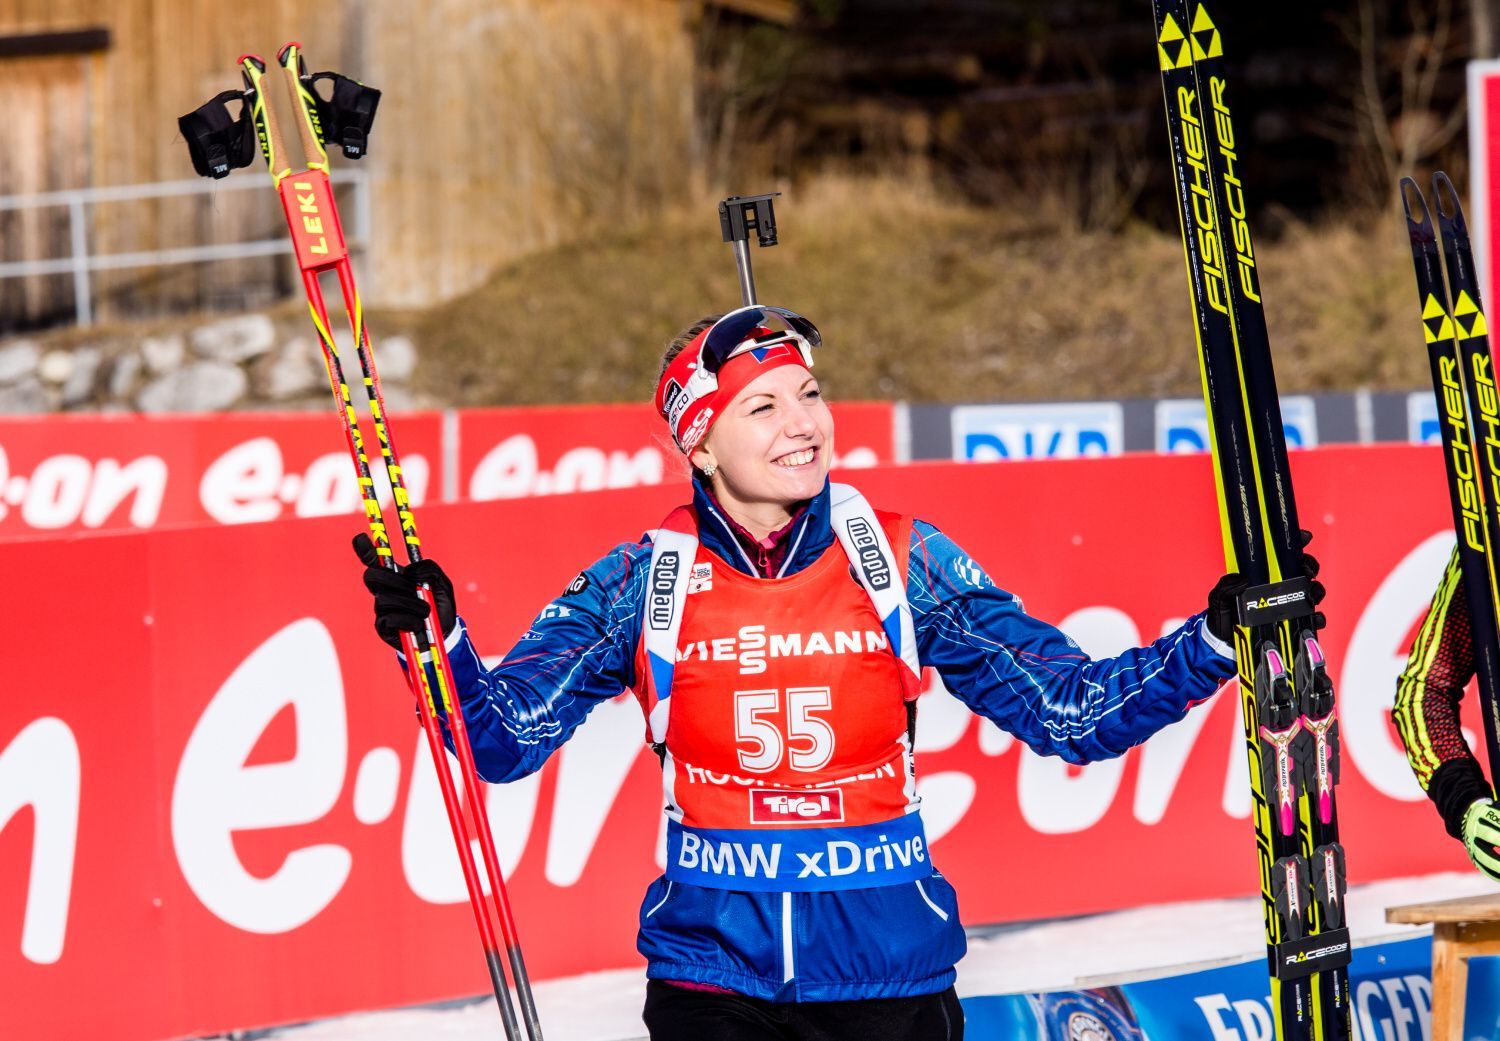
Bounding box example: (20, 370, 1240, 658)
(655, 326, 810, 454)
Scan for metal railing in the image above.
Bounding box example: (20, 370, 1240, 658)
(0, 170, 372, 326)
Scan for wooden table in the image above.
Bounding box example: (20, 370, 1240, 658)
(1387, 892, 1500, 1039)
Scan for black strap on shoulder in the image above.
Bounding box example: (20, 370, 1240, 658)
(178, 89, 258, 179)
(306, 71, 381, 159)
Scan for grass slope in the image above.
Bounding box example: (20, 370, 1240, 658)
(399, 177, 1420, 407)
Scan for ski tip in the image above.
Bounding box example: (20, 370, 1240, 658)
(1432, 171, 1464, 222)
(277, 41, 302, 66)
(1399, 177, 1430, 226)
(237, 53, 265, 71)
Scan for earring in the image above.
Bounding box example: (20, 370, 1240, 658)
(701, 462, 717, 478)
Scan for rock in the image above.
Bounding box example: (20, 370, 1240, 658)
(38, 349, 74, 385)
(109, 352, 142, 399)
(141, 334, 185, 374)
(0, 378, 49, 414)
(0, 341, 39, 385)
(254, 337, 325, 399)
(136, 362, 248, 413)
(376, 384, 420, 414)
(60, 348, 101, 406)
(189, 314, 276, 363)
(375, 335, 417, 381)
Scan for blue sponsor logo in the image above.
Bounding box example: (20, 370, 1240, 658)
(1408, 392, 1441, 444)
(953, 403, 1123, 461)
(1031, 990, 1142, 1039)
(1155, 397, 1318, 454)
(960, 931, 1500, 1040)
(1122, 935, 1432, 1041)
(961, 937, 1442, 1039)
(665, 816, 932, 892)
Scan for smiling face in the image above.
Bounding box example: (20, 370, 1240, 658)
(690, 364, 834, 536)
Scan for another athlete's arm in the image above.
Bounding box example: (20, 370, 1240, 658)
(1393, 545, 1494, 839)
(907, 520, 1235, 763)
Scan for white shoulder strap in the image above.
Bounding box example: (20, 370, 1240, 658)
(828, 482, 922, 696)
(643, 524, 698, 743)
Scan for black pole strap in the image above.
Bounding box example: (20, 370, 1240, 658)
(178, 89, 258, 179)
(306, 71, 381, 159)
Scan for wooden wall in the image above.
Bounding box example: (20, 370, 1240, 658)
(0, 1, 354, 325)
(0, 0, 695, 324)
(0, 52, 91, 323)
(364, 0, 697, 305)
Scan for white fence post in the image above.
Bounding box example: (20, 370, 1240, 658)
(68, 196, 91, 326)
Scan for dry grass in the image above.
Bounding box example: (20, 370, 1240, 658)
(392, 173, 1425, 406)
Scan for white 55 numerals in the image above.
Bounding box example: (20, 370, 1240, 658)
(733, 687, 835, 773)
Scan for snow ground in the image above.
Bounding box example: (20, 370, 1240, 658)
(258, 872, 1491, 1041)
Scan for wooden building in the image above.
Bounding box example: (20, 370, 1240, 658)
(0, 0, 697, 326)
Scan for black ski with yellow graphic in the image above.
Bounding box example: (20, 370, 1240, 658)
(1151, 3, 1352, 1038)
(1400, 174, 1500, 785)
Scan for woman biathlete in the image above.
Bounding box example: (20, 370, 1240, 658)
(356, 305, 1281, 1040)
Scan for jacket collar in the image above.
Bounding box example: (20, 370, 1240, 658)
(691, 476, 834, 578)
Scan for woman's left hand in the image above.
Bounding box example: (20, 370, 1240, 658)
(1205, 529, 1325, 644)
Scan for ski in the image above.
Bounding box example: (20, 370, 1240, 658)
(1399, 175, 1500, 786)
(1150, 3, 1352, 1038)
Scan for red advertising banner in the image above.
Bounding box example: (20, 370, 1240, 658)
(455, 401, 896, 501)
(0, 412, 441, 538)
(0, 403, 894, 538)
(0, 445, 1468, 1041)
(1468, 60, 1500, 320)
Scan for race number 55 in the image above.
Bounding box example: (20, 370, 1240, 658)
(734, 687, 834, 773)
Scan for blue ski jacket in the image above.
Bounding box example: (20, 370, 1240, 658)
(419, 478, 1235, 1002)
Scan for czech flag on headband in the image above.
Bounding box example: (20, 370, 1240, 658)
(655, 306, 820, 454)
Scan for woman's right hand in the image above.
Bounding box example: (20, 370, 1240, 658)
(352, 533, 458, 649)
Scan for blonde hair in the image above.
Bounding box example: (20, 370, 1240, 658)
(656, 314, 722, 388)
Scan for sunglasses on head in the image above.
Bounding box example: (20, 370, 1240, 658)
(698, 305, 822, 373)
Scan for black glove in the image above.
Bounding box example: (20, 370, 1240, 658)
(1298, 528, 1327, 632)
(1205, 529, 1325, 644)
(1206, 571, 1249, 644)
(353, 533, 458, 650)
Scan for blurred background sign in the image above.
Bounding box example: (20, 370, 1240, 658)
(1155, 395, 1319, 453)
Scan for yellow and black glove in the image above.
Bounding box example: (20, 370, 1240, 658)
(1463, 799, 1500, 884)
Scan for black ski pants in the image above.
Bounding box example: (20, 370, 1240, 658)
(641, 980, 964, 1041)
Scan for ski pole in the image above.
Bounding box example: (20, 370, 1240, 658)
(223, 53, 534, 1041)
(238, 53, 524, 1039)
(272, 42, 546, 1041)
(718, 192, 779, 305)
